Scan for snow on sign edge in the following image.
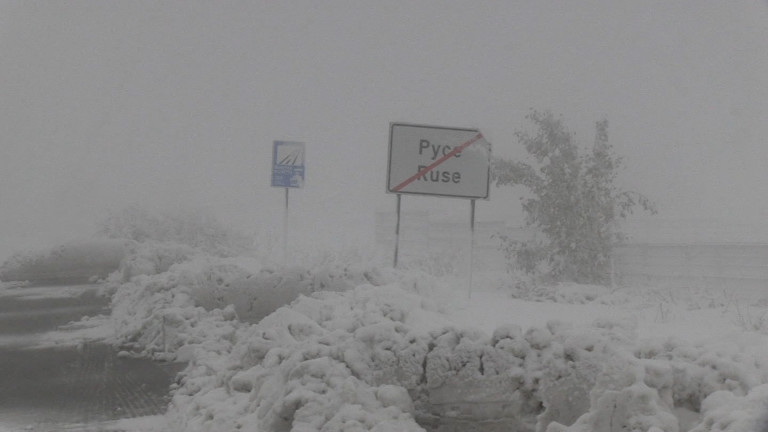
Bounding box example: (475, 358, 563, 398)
(387, 123, 491, 200)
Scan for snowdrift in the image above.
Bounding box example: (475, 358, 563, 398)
(29, 239, 761, 432)
(162, 286, 768, 432)
(106, 250, 390, 360)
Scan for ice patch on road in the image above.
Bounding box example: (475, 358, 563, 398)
(3, 415, 168, 432)
(0, 284, 99, 300)
(33, 314, 115, 348)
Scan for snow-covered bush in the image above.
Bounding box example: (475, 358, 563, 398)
(547, 381, 680, 432)
(492, 110, 655, 284)
(107, 253, 259, 359)
(532, 319, 638, 431)
(112, 241, 198, 282)
(107, 246, 396, 359)
(634, 337, 768, 413)
(731, 301, 768, 334)
(98, 206, 253, 257)
(191, 264, 386, 323)
(543, 332, 768, 432)
(690, 385, 768, 432)
(110, 269, 241, 361)
(166, 285, 435, 431)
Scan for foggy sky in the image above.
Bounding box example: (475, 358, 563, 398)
(2, 1, 768, 260)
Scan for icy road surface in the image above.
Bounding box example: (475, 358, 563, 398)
(0, 284, 182, 432)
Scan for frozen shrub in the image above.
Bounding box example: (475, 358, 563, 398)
(113, 284, 207, 355)
(195, 264, 384, 323)
(377, 385, 415, 415)
(349, 321, 429, 388)
(167, 287, 429, 432)
(493, 111, 655, 284)
(424, 327, 487, 388)
(547, 382, 679, 432)
(533, 320, 639, 432)
(525, 326, 554, 350)
(491, 325, 531, 363)
(108, 256, 248, 360)
(690, 385, 768, 432)
(114, 241, 197, 281)
(176, 257, 258, 311)
(634, 337, 766, 412)
(99, 206, 253, 257)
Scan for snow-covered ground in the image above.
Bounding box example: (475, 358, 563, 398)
(3, 244, 768, 432)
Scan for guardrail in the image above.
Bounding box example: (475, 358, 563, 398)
(375, 212, 768, 290)
(612, 243, 768, 290)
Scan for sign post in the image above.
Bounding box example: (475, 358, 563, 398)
(387, 123, 491, 296)
(271, 141, 305, 265)
(469, 199, 476, 298)
(394, 194, 402, 268)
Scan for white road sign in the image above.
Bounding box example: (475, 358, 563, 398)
(387, 123, 491, 199)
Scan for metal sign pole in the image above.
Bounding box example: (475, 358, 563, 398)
(271, 140, 305, 266)
(393, 194, 402, 268)
(468, 199, 476, 299)
(283, 188, 289, 266)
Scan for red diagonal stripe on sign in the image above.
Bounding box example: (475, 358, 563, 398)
(392, 133, 484, 192)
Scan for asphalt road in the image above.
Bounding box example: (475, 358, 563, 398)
(0, 285, 184, 431)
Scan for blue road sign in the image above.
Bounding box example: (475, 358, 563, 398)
(271, 141, 305, 188)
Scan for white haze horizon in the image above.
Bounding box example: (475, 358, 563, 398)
(2, 1, 768, 262)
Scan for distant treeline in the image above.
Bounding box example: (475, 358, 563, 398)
(0, 239, 133, 285)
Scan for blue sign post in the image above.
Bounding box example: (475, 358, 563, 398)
(271, 141, 305, 188)
(271, 141, 305, 265)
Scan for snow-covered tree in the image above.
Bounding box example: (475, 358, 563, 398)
(98, 206, 252, 257)
(493, 110, 655, 284)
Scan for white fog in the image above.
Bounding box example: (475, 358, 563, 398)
(2, 2, 768, 432)
(2, 1, 768, 260)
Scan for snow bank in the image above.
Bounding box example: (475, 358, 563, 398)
(635, 337, 768, 412)
(108, 254, 255, 361)
(107, 246, 391, 360)
(102, 243, 422, 430)
(160, 283, 768, 432)
(690, 385, 768, 432)
(544, 329, 768, 432)
(165, 285, 432, 431)
(159, 281, 668, 432)
(97, 242, 768, 432)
